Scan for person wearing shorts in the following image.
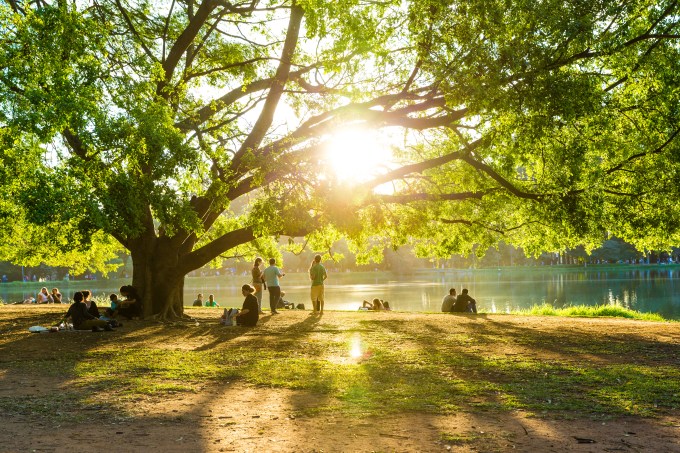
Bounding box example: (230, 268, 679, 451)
(309, 254, 327, 313)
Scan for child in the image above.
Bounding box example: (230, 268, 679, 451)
(104, 293, 119, 318)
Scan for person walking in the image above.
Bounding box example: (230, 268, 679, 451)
(251, 257, 265, 314)
(309, 254, 327, 313)
(263, 258, 285, 315)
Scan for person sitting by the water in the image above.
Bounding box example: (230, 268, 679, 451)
(361, 298, 385, 311)
(118, 285, 141, 320)
(192, 293, 204, 307)
(276, 291, 295, 309)
(229, 284, 259, 327)
(63, 291, 112, 331)
(19, 296, 36, 304)
(383, 301, 392, 310)
(441, 288, 457, 312)
(51, 288, 63, 304)
(452, 288, 477, 313)
(36, 287, 52, 304)
(82, 290, 100, 318)
(205, 294, 220, 307)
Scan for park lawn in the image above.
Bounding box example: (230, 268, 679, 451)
(0, 305, 678, 451)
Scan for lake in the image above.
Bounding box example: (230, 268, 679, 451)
(2, 266, 679, 319)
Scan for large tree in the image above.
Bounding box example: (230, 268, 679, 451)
(1, 0, 679, 318)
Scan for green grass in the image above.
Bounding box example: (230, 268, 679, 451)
(2, 310, 679, 421)
(511, 303, 668, 321)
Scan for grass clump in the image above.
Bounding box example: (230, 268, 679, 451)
(515, 303, 667, 321)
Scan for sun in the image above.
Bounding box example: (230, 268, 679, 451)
(323, 128, 394, 183)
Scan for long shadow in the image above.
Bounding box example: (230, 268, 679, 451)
(1, 308, 678, 451)
(346, 315, 680, 449)
(355, 315, 679, 414)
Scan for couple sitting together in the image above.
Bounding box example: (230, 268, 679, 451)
(360, 298, 391, 311)
(441, 288, 477, 313)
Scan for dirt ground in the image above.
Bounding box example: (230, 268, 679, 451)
(0, 305, 679, 452)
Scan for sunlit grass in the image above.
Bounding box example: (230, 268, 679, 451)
(511, 303, 667, 321)
(4, 309, 679, 421)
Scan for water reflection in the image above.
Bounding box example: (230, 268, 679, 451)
(1, 267, 679, 319)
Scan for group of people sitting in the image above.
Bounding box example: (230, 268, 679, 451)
(192, 293, 220, 307)
(441, 288, 477, 313)
(360, 298, 392, 311)
(14, 287, 64, 304)
(61, 285, 141, 331)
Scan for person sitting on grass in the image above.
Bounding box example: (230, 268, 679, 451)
(192, 293, 204, 307)
(276, 291, 295, 310)
(63, 291, 112, 332)
(361, 298, 386, 311)
(117, 285, 141, 320)
(82, 290, 100, 318)
(104, 293, 120, 318)
(205, 294, 220, 307)
(441, 288, 457, 312)
(36, 287, 52, 304)
(452, 288, 477, 313)
(51, 288, 63, 304)
(235, 285, 259, 326)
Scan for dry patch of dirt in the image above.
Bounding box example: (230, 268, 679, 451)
(1, 380, 679, 452)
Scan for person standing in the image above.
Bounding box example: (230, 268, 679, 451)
(251, 257, 265, 314)
(452, 288, 477, 313)
(263, 258, 285, 315)
(441, 288, 457, 312)
(309, 254, 327, 313)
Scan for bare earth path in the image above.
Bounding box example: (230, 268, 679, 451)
(0, 306, 678, 452)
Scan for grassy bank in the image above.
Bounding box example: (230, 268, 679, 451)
(1, 306, 678, 425)
(511, 303, 669, 321)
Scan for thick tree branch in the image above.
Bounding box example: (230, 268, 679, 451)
(361, 136, 482, 191)
(158, 0, 219, 98)
(460, 154, 542, 200)
(180, 225, 255, 273)
(114, 0, 157, 63)
(62, 128, 90, 160)
(605, 127, 680, 175)
(231, 3, 304, 167)
(440, 219, 537, 235)
(372, 190, 490, 205)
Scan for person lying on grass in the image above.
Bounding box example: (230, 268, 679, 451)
(361, 298, 388, 311)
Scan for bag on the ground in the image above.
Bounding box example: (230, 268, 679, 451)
(220, 308, 239, 326)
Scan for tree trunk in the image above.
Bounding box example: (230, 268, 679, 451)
(129, 237, 187, 320)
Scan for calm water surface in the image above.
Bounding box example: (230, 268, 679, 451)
(3, 266, 679, 319)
